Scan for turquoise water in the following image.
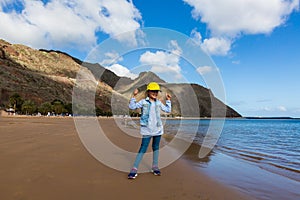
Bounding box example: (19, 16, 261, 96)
(165, 119, 300, 182)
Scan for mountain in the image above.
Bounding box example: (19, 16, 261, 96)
(0, 39, 128, 114)
(0, 39, 78, 104)
(116, 71, 165, 97)
(0, 39, 241, 117)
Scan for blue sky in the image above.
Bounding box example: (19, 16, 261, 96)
(0, 0, 299, 117)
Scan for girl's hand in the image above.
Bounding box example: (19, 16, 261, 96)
(166, 93, 172, 100)
(133, 88, 139, 97)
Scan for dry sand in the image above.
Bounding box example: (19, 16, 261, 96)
(0, 116, 251, 200)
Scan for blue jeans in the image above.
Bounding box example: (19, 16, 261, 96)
(133, 135, 161, 169)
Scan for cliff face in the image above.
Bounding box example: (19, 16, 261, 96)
(0, 39, 123, 113)
(0, 39, 77, 104)
(0, 39, 241, 117)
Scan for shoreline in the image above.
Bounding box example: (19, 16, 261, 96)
(3, 111, 300, 120)
(182, 143, 300, 200)
(0, 116, 251, 200)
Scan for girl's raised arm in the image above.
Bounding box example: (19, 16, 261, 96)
(129, 89, 143, 109)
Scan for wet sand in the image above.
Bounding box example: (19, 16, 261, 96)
(0, 116, 250, 200)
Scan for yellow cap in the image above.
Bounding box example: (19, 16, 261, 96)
(147, 82, 160, 91)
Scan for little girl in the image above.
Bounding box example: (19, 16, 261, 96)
(128, 82, 172, 179)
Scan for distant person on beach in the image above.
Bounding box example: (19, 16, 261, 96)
(128, 82, 172, 179)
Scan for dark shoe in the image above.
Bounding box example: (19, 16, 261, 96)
(151, 167, 161, 176)
(128, 168, 138, 179)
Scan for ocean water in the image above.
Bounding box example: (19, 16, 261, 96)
(164, 118, 300, 186)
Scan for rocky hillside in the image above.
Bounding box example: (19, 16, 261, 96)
(115, 71, 165, 96)
(0, 39, 241, 117)
(0, 39, 127, 114)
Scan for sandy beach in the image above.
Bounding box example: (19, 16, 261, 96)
(0, 116, 251, 200)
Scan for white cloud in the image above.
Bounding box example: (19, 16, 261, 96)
(278, 106, 287, 112)
(196, 66, 213, 75)
(190, 29, 232, 56)
(101, 51, 137, 79)
(100, 51, 123, 66)
(139, 40, 182, 80)
(190, 28, 202, 46)
(184, 0, 299, 37)
(263, 107, 272, 112)
(106, 63, 138, 79)
(262, 106, 288, 112)
(0, 0, 142, 50)
(139, 51, 181, 74)
(185, 0, 299, 56)
(96, 0, 142, 45)
(168, 40, 183, 55)
(201, 37, 232, 56)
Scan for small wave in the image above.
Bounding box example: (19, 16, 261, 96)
(219, 147, 265, 163)
(219, 146, 285, 161)
(237, 153, 265, 161)
(217, 145, 300, 181)
(268, 162, 300, 174)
